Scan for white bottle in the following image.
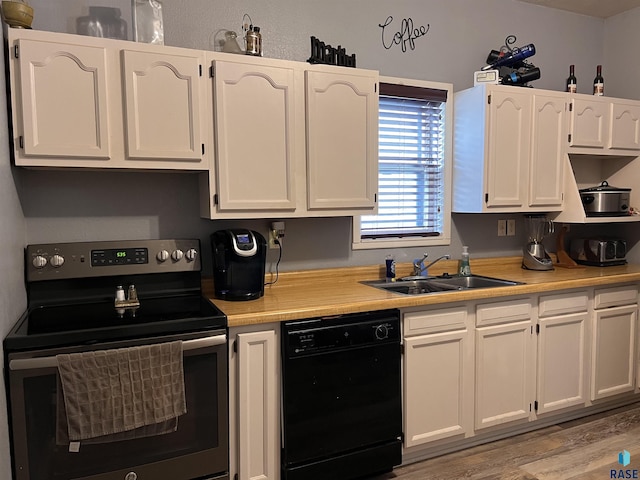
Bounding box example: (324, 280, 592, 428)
(458, 246, 471, 276)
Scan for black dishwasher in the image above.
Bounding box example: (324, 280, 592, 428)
(281, 309, 402, 480)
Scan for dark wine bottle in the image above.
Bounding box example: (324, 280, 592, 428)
(593, 65, 604, 96)
(566, 64, 577, 93)
(501, 67, 541, 86)
(482, 44, 536, 71)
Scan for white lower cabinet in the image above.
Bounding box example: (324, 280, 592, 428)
(536, 291, 589, 415)
(229, 325, 280, 480)
(474, 298, 535, 430)
(402, 306, 473, 448)
(591, 285, 638, 401)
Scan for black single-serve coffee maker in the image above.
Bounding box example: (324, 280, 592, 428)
(211, 229, 267, 301)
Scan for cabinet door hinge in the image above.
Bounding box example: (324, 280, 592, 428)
(19, 136, 24, 149)
(213, 193, 219, 205)
(209, 65, 215, 78)
(13, 44, 19, 59)
(199, 64, 203, 77)
(201, 143, 205, 155)
(488, 94, 491, 105)
(232, 340, 237, 353)
(400, 343, 404, 355)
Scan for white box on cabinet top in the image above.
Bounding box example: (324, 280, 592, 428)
(7, 28, 208, 170)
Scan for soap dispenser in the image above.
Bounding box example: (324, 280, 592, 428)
(458, 246, 471, 276)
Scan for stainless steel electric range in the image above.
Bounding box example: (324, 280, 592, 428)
(3, 239, 229, 480)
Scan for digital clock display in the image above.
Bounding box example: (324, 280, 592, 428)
(91, 247, 148, 266)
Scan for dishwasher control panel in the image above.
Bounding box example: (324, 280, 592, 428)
(282, 310, 400, 357)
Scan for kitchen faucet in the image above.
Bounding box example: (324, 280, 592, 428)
(412, 253, 429, 276)
(412, 254, 451, 277)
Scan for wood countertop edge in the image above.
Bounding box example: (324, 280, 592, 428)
(203, 258, 640, 327)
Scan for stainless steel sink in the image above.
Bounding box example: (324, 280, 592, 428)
(362, 274, 522, 296)
(427, 274, 522, 289)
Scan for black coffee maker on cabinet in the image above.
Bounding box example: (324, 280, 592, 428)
(211, 229, 267, 301)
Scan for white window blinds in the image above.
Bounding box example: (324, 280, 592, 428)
(361, 84, 447, 239)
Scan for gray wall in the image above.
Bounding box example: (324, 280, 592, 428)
(0, 29, 26, 480)
(2, 0, 640, 476)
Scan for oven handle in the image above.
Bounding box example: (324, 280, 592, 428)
(9, 334, 227, 371)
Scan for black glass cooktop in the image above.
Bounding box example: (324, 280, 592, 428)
(4, 295, 226, 351)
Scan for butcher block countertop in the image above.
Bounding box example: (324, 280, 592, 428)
(202, 257, 640, 327)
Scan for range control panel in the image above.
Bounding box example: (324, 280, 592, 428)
(26, 239, 201, 282)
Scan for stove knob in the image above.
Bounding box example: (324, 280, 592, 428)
(156, 249, 169, 262)
(171, 249, 184, 262)
(185, 248, 198, 262)
(32, 255, 47, 269)
(50, 254, 65, 268)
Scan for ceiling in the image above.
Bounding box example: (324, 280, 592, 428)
(517, 0, 640, 18)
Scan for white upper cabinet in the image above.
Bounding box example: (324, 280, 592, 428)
(122, 49, 204, 162)
(14, 38, 112, 162)
(529, 92, 566, 208)
(7, 28, 208, 170)
(305, 67, 378, 210)
(568, 96, 608, 149)
(200, 56, 378, 219)
(453, 84, 564, 213)
(483, 87, 531, 208)
(212, 59, 298, 211)
(610, 101, 640, 150)
(568, 94, 640, 153)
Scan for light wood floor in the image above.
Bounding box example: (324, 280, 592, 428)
(370, 402, 640, 480)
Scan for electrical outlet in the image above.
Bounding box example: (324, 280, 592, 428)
(497, 219, 507, 237)
(506, 219, 516, 236)
(269, 221, 285, 249)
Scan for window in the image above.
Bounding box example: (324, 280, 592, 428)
(352, 77, 453, 250)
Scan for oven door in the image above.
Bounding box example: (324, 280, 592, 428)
(6, 330, 228, 480)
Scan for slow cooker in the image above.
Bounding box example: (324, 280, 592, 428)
(579, 181, 631, 216)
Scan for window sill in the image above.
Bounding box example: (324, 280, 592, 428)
(352, 235, 451, 250)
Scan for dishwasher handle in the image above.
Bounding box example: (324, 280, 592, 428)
(9, 334, 227, 371)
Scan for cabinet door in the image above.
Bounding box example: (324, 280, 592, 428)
(16, 38, 111, 161)
(214, 61, 297, 211)
(404, 329, 471, 447)
(529, 93, 565, 208)
(568, 97, 608, 148)
(306, 69, 378, 210)
(122, 49, 205, 164)
(536, 313, 587, 415)
(237, 330, 279, 480)
(475, 321, 535, 430)
(485, 88, 531, 208)
(591, 304, 637, 401)
(609, 101, 640, 150)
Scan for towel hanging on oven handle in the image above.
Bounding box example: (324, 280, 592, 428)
(9, 333, 227, 371)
